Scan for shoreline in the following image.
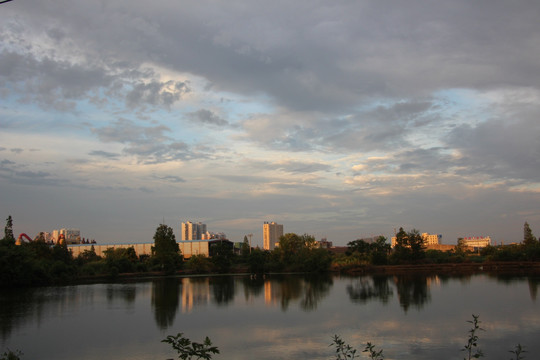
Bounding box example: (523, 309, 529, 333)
(71, 261, 540, 285)
(335, 261, 540, 276)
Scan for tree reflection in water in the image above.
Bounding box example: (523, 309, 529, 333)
(346, 275, 393, 305)
(300, 274, 333, 311)
(393, 274, 431, 312)
(152, 277, 181, 330)
(210, 276, 235, 306)
(106, 283, 137, 304)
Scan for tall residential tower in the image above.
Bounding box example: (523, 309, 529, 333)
(181, 221, 207, 240)
(263, 221, 283, 250)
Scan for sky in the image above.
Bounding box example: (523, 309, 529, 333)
(1, 0, 539, 247)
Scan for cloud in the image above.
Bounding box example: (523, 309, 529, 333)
(447, 117, 540, 182)
(247, 159, 332, 174)
(0, 49, 189, 112)
(125, 80, 190, 110)
(2, 1, 540, 245)
(186, 109, 229, 127)
(152, 175, 186, 183)
(88, 150, 120, 159)
(91, 118, 214, 163)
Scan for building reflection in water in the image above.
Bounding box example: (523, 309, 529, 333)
(180, 277, 210, 313)
(262, 275, 332, 312)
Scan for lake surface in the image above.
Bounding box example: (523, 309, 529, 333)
(1, 273, 540, 360)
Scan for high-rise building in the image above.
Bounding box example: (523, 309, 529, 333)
(263, 221, 283, 250)
(181, 221, 207, 240)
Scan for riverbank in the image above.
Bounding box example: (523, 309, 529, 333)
(71, 261, 540, 285)
(336, 261, 540, 276)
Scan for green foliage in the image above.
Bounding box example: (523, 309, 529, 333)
(390, 228, 426, 263)
(347, 236, 390, 265)
(0, 349, 22, 360)
(162, 333, 219, 360)
(103, 247, 139, 274)
(509, 344, 527, 360)
(247, 248, 269, 273)
(3, 215, 15, 244)
(363, 342, 384, 360)
(209, 241, 234, 273)
(328, 315, 526, 360)
(425, 249, 464, 264)
(184, 255, 212, 273)
(0, 235, 75, 287)
(76, 246, 101, 265)
(463, 314, 484, 360)
(270, 233, 332, 272)
(523, 222, 537, 246)
(480, 243, 540, 262)
(330, 335, 358, 359)
(152, 224, 182, 274)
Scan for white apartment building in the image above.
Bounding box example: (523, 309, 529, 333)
(421, 233, 442, 246)
(391, 232, 441, 247)
(263, 221, 283, 250)
(181, 221, 207, 240)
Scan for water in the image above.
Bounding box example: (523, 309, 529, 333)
(1, 273, 539, 359)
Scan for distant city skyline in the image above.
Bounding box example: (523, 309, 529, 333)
(1, 1, 539, 246)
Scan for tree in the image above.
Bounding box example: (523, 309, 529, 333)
(407, 229, 425, 260)
(391, 227, 425, 263)
(2, 215, 15, 244)
(241, 236, 251, 257)
(371, 236, 390, 265)
(523, 221, 537, 246)
(152, 224, 182, 273)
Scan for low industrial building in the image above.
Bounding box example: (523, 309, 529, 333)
(68, 239, 225, 259)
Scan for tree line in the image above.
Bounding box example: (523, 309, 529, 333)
(1, 215, 539, 288)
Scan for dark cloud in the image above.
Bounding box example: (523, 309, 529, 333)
(88, 150, 120, 159)
(152, 175, 186, 183)
(1, 1, 540, 245)
(187, 109, 229, 127)
(0, 49, 189, 112)
(2, 1, 540, 114)
(125, 80, 190, 109)
(447, 117, 540, 182)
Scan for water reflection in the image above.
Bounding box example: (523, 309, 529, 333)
(346, 275, 393, 304)
(210, 276, 235, 306)
(0, 288, 42, 340)
(151, 277, 181, 329)
(106, 284, 137, 305)
(529, 278, 540, 301)
(301, 274, 333, 311)
(393, 274, 431, 312)
(256, 274, 332, 312)
(180, 277, 210, 313)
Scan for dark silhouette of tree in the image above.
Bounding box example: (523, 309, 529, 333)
(523, 221, 537, 246)
(152, 224, 182, 274)
(3, 215, 14, 244)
